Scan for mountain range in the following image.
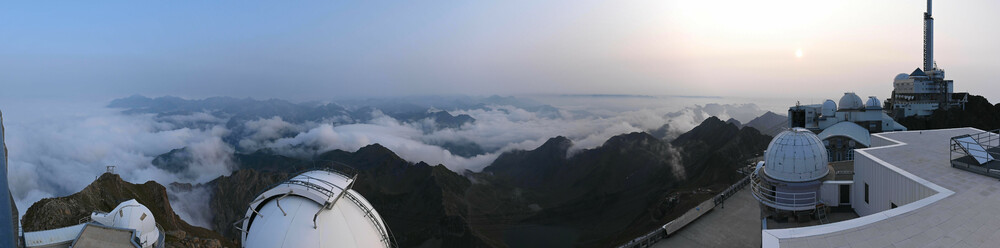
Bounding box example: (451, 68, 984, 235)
(24, 115, 771, 248)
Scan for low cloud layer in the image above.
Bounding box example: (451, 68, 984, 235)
(2, 102, 236, 228)
(1, 97, 769, 229)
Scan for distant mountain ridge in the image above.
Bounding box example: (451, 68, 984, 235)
(744, 111, 788, 136)
(25, 114, 774, 248)
(205, 116, 772, 247)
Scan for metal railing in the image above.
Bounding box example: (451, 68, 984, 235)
(343, 191, 396, 248)
(950, 129, 1000, 165)
(234, 164, 398, 247)
(749, 172, 818, 211)
(714, 166, 753, 207)
(154, 223, 165, 248)
(245, 163, 358, 206)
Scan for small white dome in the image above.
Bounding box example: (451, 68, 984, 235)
(763, 128, 829, 182)
(894, 73, 910, 81)
(838, 92, 864, 110)
(821, 99, 837, 116)
(865, 96, 882, 109)
(91, 199, 160, 248)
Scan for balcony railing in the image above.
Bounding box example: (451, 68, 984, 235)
(750, 171, 818, 211)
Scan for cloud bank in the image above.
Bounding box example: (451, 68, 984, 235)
(1, 97, 768, 229)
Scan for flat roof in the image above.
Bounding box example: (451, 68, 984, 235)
(72, 224, 139, 248)
(774, 128, 1000, 247)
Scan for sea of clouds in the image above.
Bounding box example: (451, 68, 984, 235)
(1, 96, 779, 228)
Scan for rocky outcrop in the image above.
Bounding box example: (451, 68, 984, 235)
(22, 173, 235, 248)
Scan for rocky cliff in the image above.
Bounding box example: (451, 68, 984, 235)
(22, 173, 235, 248)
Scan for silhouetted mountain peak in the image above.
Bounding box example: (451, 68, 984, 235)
(601, 132, 661, 149)
(671, 116, 740, 146)
(538, 136, 572, 153)
(726, 118, 742, 127)
(355, 143, 392, 156)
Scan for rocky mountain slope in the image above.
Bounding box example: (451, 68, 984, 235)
(204, 116, 772, 247)
(22, 173, 235, 248)
(25, 116, 772, 248)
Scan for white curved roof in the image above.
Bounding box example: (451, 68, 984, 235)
(764, 128, 829, 182)
(817, 122, 872, 147)
(865, 96, 882, 109)
(241, 170, 392, 248)
(90, 199, 160, 248)
(838, 92, 864, 110)
(23, 224, 86, 247)
(822, 100, 837, 116)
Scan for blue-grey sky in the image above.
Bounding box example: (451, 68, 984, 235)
(2, 0, 999, 102)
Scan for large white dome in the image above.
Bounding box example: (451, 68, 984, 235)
(763, 128, 829, 182)
(838, 92, 864, 110)
(242, 170, 393, 248)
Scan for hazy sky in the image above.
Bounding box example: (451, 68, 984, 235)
(2, 0, 998, 102)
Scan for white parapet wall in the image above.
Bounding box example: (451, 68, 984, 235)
(761, 131, 956, 247)
(851, 135, 937, 216)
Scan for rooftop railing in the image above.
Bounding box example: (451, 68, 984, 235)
(950, 129, 1000, 178)
(343, 191, 396, 248)
(950, 129, 1000, 165)
(750, 171, 818, 211)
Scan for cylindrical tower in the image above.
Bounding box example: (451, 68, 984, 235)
(923, 0, 934, 72)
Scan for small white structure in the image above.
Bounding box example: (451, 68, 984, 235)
(789, 93, 906, 162)
(22, 199, 163, 248)
(238, 169, 393, 248)
(752, 128, 829, 212)
(91, 199, 161, 248)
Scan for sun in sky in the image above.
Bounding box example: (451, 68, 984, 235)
(795, 48, 803, 58)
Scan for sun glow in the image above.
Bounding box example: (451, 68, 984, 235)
(795, 48, 803, 58)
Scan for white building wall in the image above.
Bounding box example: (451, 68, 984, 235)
(820, 181, 852, 207)
(852, 150, 936, 216)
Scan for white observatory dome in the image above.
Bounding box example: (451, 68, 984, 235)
(865, 96, 882, 109)
(90, 199, 160, 248)
(763, 128, 829, 182)
(821, 99, 837, 116)
(241, 170, 393, 248)
(838, 92, 864, 110)
(894, 73, 910, 81)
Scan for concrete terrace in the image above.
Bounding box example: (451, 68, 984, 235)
(652, 187, 761, 248)
(773, 128, 1000, 247)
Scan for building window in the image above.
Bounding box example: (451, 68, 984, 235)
(865, 183, 870, 204)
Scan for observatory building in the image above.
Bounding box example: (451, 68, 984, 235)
(752, 128, 843, 225)
(788, 92, 906, 162)
(21, 199, 165, 248)
(237, 169, 394, 248)
(885, 0, 968, 117)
